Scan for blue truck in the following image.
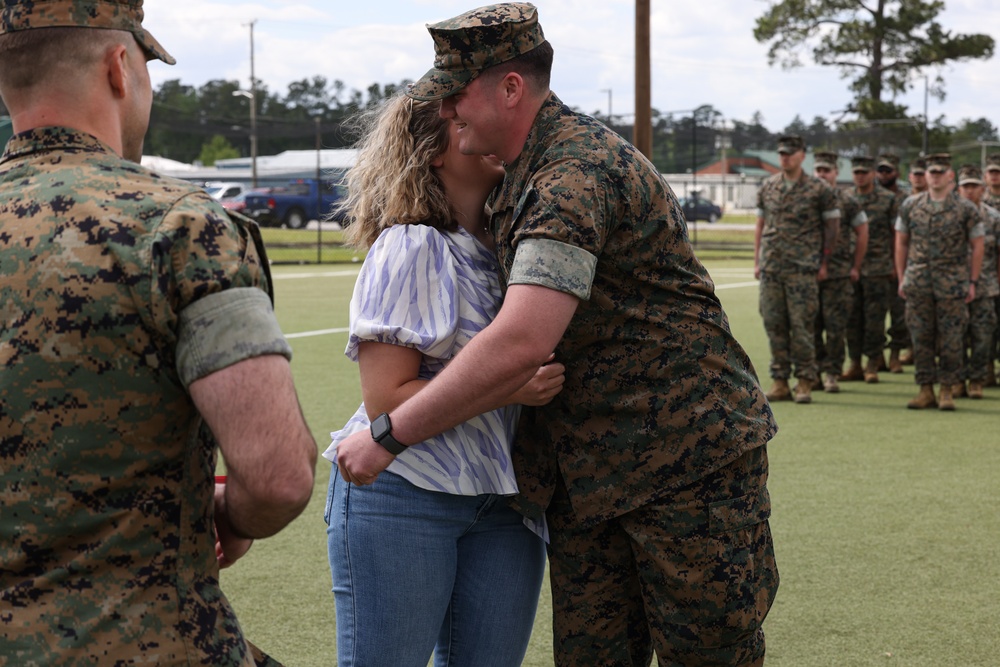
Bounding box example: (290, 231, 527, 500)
(243, 178, 347, 229)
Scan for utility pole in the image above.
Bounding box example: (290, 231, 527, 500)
(247, 20, 258, 187)
(922, 74, 929, 155)
(600, 88, 613, 126)
(634, 0, 651, 158)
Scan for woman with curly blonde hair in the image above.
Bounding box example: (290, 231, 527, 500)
(322, 91, 564, 667)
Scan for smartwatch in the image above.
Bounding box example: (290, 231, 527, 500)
(370, 412, 407, 456)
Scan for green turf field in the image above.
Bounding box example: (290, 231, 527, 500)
(221, 258, 1000, 667)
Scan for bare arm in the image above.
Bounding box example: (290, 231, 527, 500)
(968, 235, 985, 303)
(336, 284, 579, 485)
(190, 354, 317, 539)
(895, 231, 910, 297)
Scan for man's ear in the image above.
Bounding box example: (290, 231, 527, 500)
(105, 43, 130, 100)
(500, 72, 524, 109)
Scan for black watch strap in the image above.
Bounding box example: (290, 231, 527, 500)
(370, 412, 407, 456)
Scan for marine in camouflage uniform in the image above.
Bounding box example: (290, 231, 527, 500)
(876, 153, 913, 372)
(0, 3, 313, 664)
(755, 136, 841, 403)
(844, 156, 899, 383)
(955, 165, 1000, 398)
(895, 154, 985, 410)
(812, 151, 869, 393)
(397, 4, 780, 665)
(984, 154, 1000, 385)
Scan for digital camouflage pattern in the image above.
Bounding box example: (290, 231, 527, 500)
(897, 192, 984, 385)
(408, 2, 543, 101)
(846, 276, 893, 361)
(759, 272, 819, 380)
(756, 171, 840, 275)
(546, 447, 776, 666)
(0, 0, 175, 64)
(489, 93, 777, 527)
(816, 276, 853, 376)
(963, 203, 1000, 382)
(0, 128, 287, 666)
(853, 183, 898, 278)
(825, 188, 866, 280)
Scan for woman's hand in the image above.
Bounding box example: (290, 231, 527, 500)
(508, 354, 566, 406)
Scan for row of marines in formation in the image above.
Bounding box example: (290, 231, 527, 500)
(754, 137, 1000, 411)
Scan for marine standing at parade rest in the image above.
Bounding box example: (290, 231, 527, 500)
(984, 153, 1000, 385)
(843, 156, 899, 383)
(955, 164, 1000, 399)
(895, 154, 985, 410)
(755, 135, 841, 403)
(0, 1, 317, 664)
(812, 151, 869, 393)
(875, 153, 912, 372)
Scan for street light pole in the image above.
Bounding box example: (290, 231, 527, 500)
(246, 20, 258, 187)
(600, 88, 612, 126)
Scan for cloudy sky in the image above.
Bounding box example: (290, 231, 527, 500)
(143, 0, 999, 133)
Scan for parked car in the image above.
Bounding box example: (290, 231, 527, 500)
(220, 188, 270, 214)
(678, 195, 723, 223)
(243, 178, 347, 229)
(204, 181, 248, 201)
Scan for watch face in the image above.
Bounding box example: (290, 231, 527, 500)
(371, 412, 391, 440)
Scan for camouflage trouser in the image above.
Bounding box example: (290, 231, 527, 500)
(546, 447, 778, 667)
(904, 291, 969, 385)
(759, 271, 818, 381)
(886, 277, 911, 351)
(846, 275, 892, 362)
(815, 277, 853, 375)
(963, 296, 998, 381)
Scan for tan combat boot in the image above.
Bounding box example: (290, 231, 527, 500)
(907, 384, 937, 410)
(793, 380, 813, 404)
(899, 348, 914, 365)
(842, 360, 864, 381)
(823, 373, 840, 393)
(952, 381, 967, 398)
(938, 384, 956, 411)
(968, 380, 984, 399)
(812, 376, 824, 391)
(863, 358, 880, 384)
(875, 352, 888, 372)
(765, 379, 792, 402)
(888, 349, 903, 373)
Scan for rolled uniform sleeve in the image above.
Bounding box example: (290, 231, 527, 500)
(506, 161, 609, 300)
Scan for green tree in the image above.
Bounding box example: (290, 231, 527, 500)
(753, 0, 994, 119)
(197, 135, 240, 166)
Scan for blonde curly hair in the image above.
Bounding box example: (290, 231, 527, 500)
(339, 92, 454, 249)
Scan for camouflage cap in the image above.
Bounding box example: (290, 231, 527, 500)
(926, 153, 951, 172)
(813, 150, 838, 169)
(909, 157, 927, 175)
(957, 164, 983, 185)
(851, 155, 875, 172)
(877, 153, 900, 170)
(0, 0, 174, 64)
(407, 3, 544, 101)
(986, 153, 1000, 172)
(777, 135, 804, 154)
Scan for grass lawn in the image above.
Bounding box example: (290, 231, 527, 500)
(221, 258, 1000, 667)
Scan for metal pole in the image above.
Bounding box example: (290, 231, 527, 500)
(248, 20, 258, 188)
(316, 117, 322, 263)
(634, 0, 651, 157)
(691, 116, 697, 245)
(922, 75, 929, 156)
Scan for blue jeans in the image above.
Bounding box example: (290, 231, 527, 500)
(324, 470, 546, 667)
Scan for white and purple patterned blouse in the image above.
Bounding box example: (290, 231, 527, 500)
(323, 223, 521, 496)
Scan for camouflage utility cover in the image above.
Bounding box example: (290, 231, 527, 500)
(854, 184, 899, 277)
(489, 94, 777, 525)
(756, 172, 841, 274)
(0, 0, 175, 64)
(408, 2, 543, 101)
(896, 191, 985, 299)
(0, 128, 287, 664)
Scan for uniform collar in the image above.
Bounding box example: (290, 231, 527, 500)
(1, 127, 115, 164)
